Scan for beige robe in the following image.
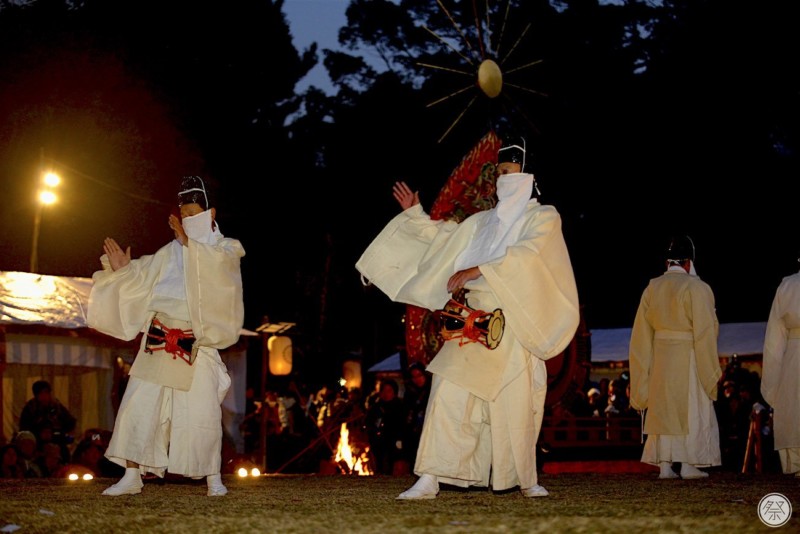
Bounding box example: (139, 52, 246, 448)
(761, 271, 800, 474)
(87, 236, 245, 477)
(356, 201, 579, 489)
(629, 266, 722, 466)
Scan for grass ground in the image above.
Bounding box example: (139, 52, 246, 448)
(1, 469, 797, 533)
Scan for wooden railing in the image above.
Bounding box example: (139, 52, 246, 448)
(541, 416, 642, 448)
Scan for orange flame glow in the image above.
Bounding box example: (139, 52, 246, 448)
(333, 422, 372, 476)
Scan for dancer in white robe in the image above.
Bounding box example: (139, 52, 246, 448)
(356, 137, 579, 499)
(87, 176, 245, 496)
(761, 264, 800, 475)
(629, 235, 722, 479)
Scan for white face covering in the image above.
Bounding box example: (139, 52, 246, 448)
(453, 173, 534, 272)
(153, 208, 221, 302)
(182, 209, 215, 244)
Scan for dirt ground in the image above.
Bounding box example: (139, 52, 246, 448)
(1, 470, 798, 533)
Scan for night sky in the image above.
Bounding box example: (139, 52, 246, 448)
(1, 0, 797, 348)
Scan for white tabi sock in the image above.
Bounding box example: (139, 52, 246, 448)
(102, 467, 143, 496)
(207, 473, 228, 496)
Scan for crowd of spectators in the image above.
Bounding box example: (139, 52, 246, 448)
(541, 359, 781, 473)
(0, 380, 124, 480)
(237, 362, 433, 476)
(1, 357, 783, 479)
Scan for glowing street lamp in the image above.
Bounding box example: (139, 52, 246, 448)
(30, 171, 59, 273)
(43, 171, 61, 188)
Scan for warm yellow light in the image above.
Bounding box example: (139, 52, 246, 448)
(68, 473, 79, 481)
(342, 360, 362, 390)
(250, 468, 261, 477)
(43, 172, 60, 187)
(82, 473, 93, 481)
(268, 335, 292, 375)
(237, 467, 248, 478)
(38, 190, 57, 205)
(5, 272, 56, 302)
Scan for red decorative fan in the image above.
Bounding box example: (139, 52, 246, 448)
(405, 130, 502, 366)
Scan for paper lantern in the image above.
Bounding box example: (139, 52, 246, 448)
(342, 360, 362, 390)
(268, 336, 292, 376)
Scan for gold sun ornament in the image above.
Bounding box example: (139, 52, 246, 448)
(416, 0, 547, 143)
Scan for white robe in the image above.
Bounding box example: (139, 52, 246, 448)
(761, 271, 800, 474)
(87, 235, 245, 477)
(629, 265, 722, 467)
(356, 199, 579, 490)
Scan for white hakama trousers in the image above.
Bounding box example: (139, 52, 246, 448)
(777, 448, 800, 475)
(641, 352, 721, 467)
(414, 359, 546, 491)
(105, 349, 231, 478)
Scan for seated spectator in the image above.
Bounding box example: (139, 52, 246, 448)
(33, 419, 70, 464)
(19, 380, 77, 451)
(586, 388, 604, 418)
(37, 442, 68, 478)
(604, 379, 632, 442)
(605, 379, 630, 416)
(71, 430, 125, 478)
(0, 444, 24, 479)
(71, 438, 105, 476)
(12, 431, 43, 478)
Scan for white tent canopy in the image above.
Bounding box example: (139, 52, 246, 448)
(1, 271, 249, 451)
(590, 322, 768, 362)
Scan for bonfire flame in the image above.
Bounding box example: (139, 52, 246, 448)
(334, 422, 372, 476)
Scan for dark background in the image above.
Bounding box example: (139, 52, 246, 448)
(1, 0, 797, 386)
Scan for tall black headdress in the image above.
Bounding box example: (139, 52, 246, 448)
(497, 135, 526, 172)
(666, 235, 696, 263)
(177, 176, 209, 210)
(497, 134, 540, 196)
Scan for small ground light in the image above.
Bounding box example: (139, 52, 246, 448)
(236, 466, 261, 477)
(67, 466, 95, 481)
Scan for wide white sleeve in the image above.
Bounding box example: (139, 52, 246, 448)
(185, 237, 246, 350)
(87, 248, 166, 341)
(355, 204, 461, 310)
(480, 206, 580, 361)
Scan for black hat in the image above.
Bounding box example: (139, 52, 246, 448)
(666, 235, 695, 262)
(498, 136, 526, 168)
(177, 176, 209, 210)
